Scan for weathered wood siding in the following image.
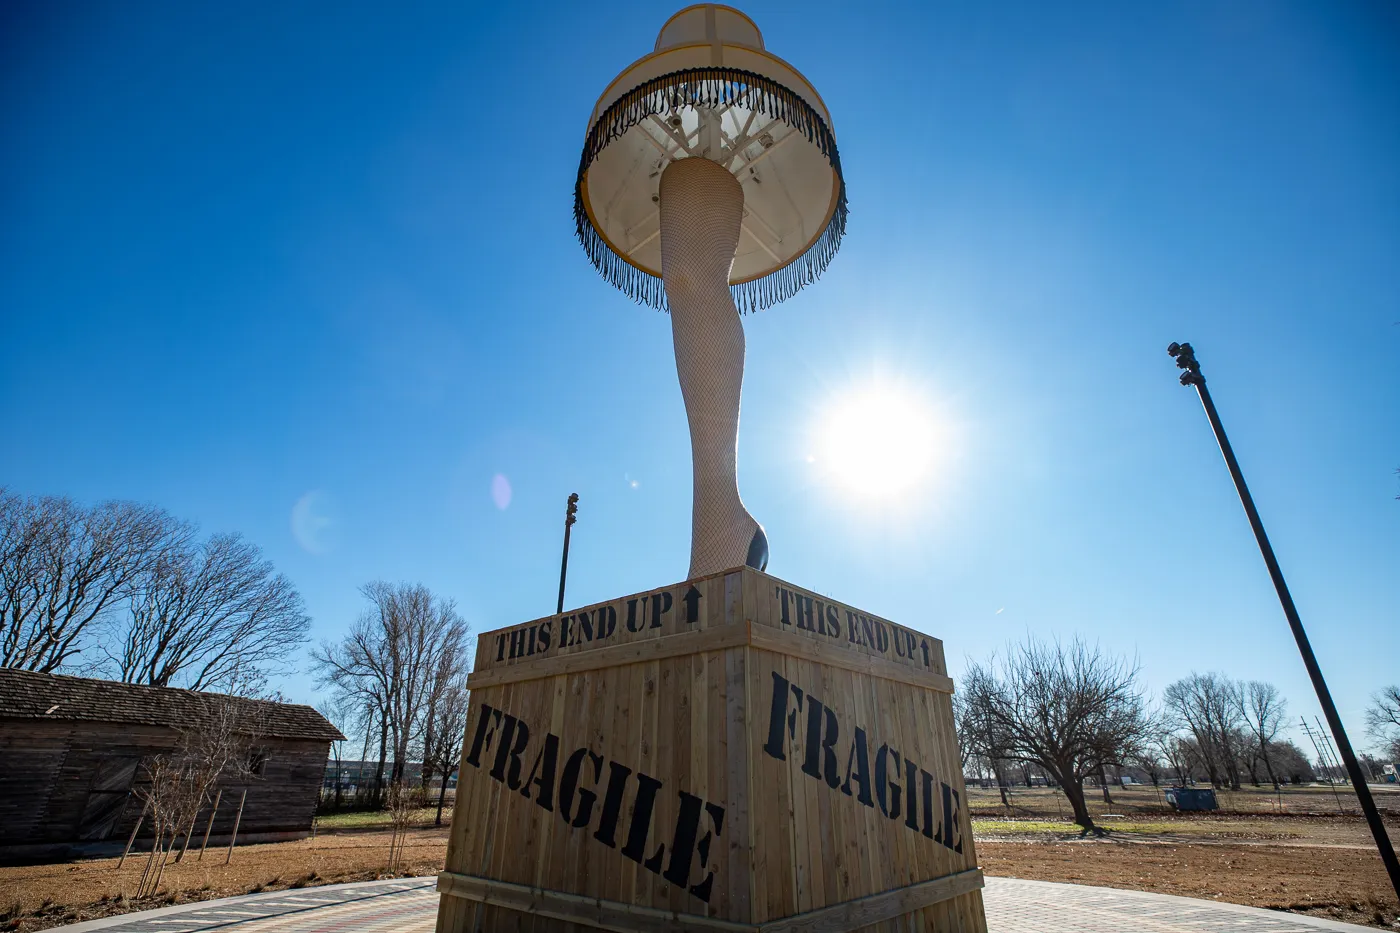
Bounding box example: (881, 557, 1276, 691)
(0, 719, 328, 861)
(437, 567, 986, 932)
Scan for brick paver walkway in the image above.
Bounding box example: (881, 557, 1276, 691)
(58, 875, 1377, 932)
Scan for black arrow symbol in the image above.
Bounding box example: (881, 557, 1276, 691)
(682, 585, 702, 624)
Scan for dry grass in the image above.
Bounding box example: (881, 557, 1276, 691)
(964, 781, 1400, 818)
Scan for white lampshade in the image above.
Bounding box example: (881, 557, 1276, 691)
(575, 4, 847, 313)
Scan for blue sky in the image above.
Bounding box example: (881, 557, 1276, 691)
(2, 1, 1396, 753)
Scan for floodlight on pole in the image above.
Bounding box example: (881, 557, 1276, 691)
(1167, 341, 1400, 904)
(557, 493, 579, 615)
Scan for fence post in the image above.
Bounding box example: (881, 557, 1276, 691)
(117, 799, 150, 869)
(225, 789, 247, 865)
(197, 789, 222, 861)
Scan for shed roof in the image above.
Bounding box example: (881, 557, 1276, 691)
(0, 669, 344, 741)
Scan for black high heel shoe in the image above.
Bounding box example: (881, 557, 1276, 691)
(745, 524, 769, 572)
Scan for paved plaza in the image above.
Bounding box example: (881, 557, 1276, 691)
(55, 875, 1378, 932)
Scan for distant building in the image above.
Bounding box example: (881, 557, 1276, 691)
(322, 760, 458, 795)
(0, 669, 343, 863)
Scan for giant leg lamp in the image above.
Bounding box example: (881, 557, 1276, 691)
(574, 4, 848, 579)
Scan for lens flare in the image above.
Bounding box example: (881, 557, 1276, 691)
(490, 474, 513, 510)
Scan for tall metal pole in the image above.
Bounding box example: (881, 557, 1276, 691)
(556, 493, 579, 615)
(1168, 342, 1400, 904)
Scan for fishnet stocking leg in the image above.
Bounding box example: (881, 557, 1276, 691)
(659, 157, 767, 579)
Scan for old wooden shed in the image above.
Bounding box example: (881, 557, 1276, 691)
(0, 669, 342, 863)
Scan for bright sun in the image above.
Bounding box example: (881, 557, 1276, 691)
(813, 384, 942, 504)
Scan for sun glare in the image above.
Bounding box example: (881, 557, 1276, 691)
(813, 384, 942, 504)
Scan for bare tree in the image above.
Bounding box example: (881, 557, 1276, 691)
(423, 671, 470, 826)
(1, 491, 182, 672)
(1238, 681, 1287, 787)
(951, 692, 976, 771)
(1270, 739, 1318, 783)
(384, 781, 424, 872)
(1164, 672, 1245, 790)
(1367, 685, 1400, 753)
(961, 637, 1148, 833)
(1132, 721, 1168, 789)
(958, 664, 1014, 806)
(314, 582, 470, 805)
(318, 699, 352, 810)
(112, 533, 309, 692)
(130, 696, 266, 895)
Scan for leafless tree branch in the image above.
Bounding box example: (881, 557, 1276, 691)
(1, 490, 184, 673)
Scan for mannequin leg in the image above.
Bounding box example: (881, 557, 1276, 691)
(658, 157, 768, 579)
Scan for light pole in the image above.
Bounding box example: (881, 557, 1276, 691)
(1168, 341, 1400, 904)
(556, 493, 579, 615)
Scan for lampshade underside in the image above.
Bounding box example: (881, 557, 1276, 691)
(575, 5, 847, 313)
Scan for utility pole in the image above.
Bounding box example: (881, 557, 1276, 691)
(1312, 716, 1343, 783)
(1301, 717, 1345, 814)
(1168, 341, 1400, 904)
(557, 493, 579, 615)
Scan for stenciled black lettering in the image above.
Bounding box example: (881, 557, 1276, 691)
(757, 672, 964, 855)
(795, 595, 816, 632)
(802, 697, 841, 789)
(776, 587, 792, 625)
(875, 744, 902, 819)
(824, 603, 841, 638)
(648, 591, 672, 628)
(596, 605, 617, 639)
(942, 782, 961, 851)
(904, 756, 920, 832)
(688, 802, 726, 903)
(522, 732, 559, 811)
(470, 707, 730, 907)
(921, 768, 937, 839)
(662, 791, 703, 889)
(625, 598, 643, 632)
(841, 726, 874, 807)
(593, 760, 632, 847)
(763, 670, 793, 761)
(663, 791, 726, 904)
(464, 704, 501, 769)
(578, 610, 594, 642)
(621, 771, 666, 872)
(489, 715, 530, 790)
(558, 747, 603, 829)
(537, 619, 552, 651)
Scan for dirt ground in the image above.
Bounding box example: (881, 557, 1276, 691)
(978, 840, 1397, 929)
(2, 785, 1398, 931)
(0, 826, 451, 931)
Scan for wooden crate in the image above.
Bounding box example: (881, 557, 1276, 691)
(437, 568, 986, 932)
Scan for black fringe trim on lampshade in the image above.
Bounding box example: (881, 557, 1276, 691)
(574, 67, 849, 314)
